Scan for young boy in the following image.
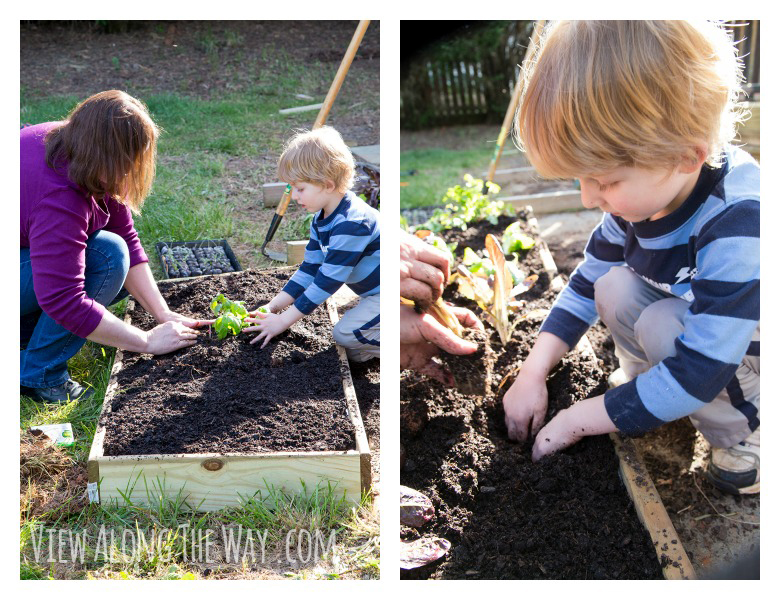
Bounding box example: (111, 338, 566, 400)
(244, 127, 380, 361)
(503, 21, 760, 494)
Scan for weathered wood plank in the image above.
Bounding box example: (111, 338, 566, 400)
(575, 329, 696, 579)
(611, 432, 698, 580)
(278, 103, 323, 115)
(350, 144, 381, 166)
(98, 452, 362, 510)
(483, 166, 539, 185)
(326, 301, 373, 494)
(262, 182, 289, 208)
(502, 189, 582, 214)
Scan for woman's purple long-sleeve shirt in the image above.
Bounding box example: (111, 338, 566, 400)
(20, 122, 148, 337)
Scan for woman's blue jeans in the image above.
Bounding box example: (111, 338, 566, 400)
(20, 230, 130, 388)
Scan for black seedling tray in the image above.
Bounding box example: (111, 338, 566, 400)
(155, 239, 243, 280)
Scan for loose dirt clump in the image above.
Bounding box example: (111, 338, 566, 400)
(439, 328, 494, 397)
(100, 269, 356, 456)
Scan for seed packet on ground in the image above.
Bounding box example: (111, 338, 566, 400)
(29, 423, 75, 447)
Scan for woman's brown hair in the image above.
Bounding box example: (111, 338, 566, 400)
(45, 90, 160, 213)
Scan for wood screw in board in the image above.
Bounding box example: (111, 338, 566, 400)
(201, 459, 225, 472)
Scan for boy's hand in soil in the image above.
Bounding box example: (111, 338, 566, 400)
(503, 332, 569, 443)
(401, 232, 450, 311)
(158, 309, 215, 328)
(248, 303, 274, 317)
(400, 303, 483, 385)
(244, 306, 304, 348)
(531, 395, 618, 462)
(503, 368, 549, 444)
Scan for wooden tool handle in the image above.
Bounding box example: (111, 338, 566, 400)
(313, 20, 371, 130)
(274, 20, 370, 221)
(485, 20, 546, 185)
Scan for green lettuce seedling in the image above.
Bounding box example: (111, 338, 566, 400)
(502, 222, 536, 254)
(209, 293, 267, 340)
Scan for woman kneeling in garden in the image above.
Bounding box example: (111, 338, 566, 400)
(21, 90, 209, 404)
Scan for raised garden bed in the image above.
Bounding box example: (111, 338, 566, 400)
(400, 210, 693, 579)
(156, 239, 242, 279)
(88, 268, 370, 511)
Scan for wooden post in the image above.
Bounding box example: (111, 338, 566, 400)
(286, 240, 308, 266)
(485, 20, 545, 187)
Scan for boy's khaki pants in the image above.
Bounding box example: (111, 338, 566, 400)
(332, 294, 380, 362)
(594, 266, 759, 449)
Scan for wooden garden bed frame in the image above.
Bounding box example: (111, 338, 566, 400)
(87, 271, 371, 511)
(528, 208, 696, 580)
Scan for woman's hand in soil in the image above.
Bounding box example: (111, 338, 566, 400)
(401, 232, 450, 310)
(503, 368, 548, 444)
(400, 304, 483, 385)
(144, 321, 200, 354)
(531, 395, 617, 462)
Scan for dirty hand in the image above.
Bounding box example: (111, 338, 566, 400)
(401, 232, 451, 310)
(144, 321, 199, 354)
(503, 367, 549, 444)
(158, 309, 214, 328)
(531, 395, 617, 462)
(248, 303, 274, 317)
(400, 304, 483, 385)
(244, 311, 290, 348)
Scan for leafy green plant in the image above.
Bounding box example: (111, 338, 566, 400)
(453, 234, 538, 345)
(418, 174, 510, 233)
(209, 293, 266, 339)
(502, 222, 536, 253)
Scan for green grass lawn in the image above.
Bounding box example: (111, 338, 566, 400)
(400, 122, 526, 211)
(400, 146, 497, 210)
(20, 85, 378, 579)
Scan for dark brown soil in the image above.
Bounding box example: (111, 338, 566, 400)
(400, 216, 663, 579)
(440, 328, 493, 397)
(101, 269, 355, 456)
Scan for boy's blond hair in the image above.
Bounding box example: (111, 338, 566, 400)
(514, 20, 749, 179)
(277, 126, 355, 193)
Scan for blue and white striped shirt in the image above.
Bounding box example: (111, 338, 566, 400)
(283, 191, 380, 315)
(540, 146, 760, 435)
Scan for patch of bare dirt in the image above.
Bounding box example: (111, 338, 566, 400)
(21, 21, 379, 143)
(20, 432, 89, 520)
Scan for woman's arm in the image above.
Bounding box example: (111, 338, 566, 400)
(122, 262, 171, 322)
(86, 308, 198, 354)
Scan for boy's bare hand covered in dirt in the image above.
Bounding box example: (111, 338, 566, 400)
(503, 368, 549, 444)
(400, 232, 450, 310)
(503, 332, 569, 443)
(244, 305, 303, 349)
(531, 395, 617, 461)
(400, 303, 484, 385)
